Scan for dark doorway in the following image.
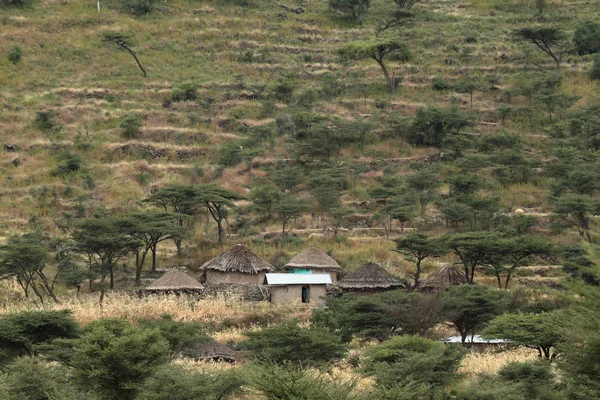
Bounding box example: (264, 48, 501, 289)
(301, 285, 310, 303)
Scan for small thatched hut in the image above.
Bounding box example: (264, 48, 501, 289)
(200, 244, 274, 285)
(181, 340, 236, 363)
(418, 265, 468, 292)
(285, 246, 341, 283)
(338, 262, 404, 295)
(145, 269, 204, 295)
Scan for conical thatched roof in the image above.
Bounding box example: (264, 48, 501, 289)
(418, 265, 468, 292)
(181, 340, 236, 363)
(200, 244, 274, 274)
(338, 262, 404, 290)
(146, 269, 204, 292)
(285, 246, 341, 271)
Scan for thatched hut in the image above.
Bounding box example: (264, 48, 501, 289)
(338, 262, 405, 295)
(200, 244, 274, 285)
(145, 269, 204, 295)
(180, 340, 236, 363)
(285, 246, 342, 283)
(418, 265, 468, 293)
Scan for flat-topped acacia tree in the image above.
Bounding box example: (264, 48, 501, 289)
(339, 39, 411, 94)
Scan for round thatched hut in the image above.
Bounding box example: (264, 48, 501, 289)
(180, 340, 236, 363)
(338, 262, 405, 295)
(145, 269, 204, 295)
(285, 246, 341, 283)
(418, 265, 468, 293)
(200, 244, 274, 285)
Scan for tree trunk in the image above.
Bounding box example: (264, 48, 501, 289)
(374, 57, 395, 95)
(413, 259, 422, 291)
(282, 219, 287, 238)
(123, 46, 147, 77)
(174, 238, 182, 256)
(151, 244, 157, 271)
(217, 217, 224, 245)
(99, 268, 107, 306)
(109, 265, 114, 290)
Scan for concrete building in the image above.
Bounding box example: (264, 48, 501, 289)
(284, 246, 342, 283)
(199, 244, 274, 285)
(264, 273, 331, 305)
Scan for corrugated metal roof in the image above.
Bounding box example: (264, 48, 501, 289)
(265, 273, 332, 285)
(440, 335, 510, 344)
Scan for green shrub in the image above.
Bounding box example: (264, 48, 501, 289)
(52, 152, 84, 176)
(590, 54, 600, 81)
(244, 362, 358, 400)
(123, 0, 155, 16)
(244, 321, 347, 367)
(171, 83, 198, 102)
(573, 21, 600, 56)
(0, 0, 29, 7)
(218, 142, 242, 167)
(137, 364, 241, 400)
(270, 81, 295, 103)
(364, 336, 465, 392)
(7, 44, 22, 65)
(432, 76, 451, 91)
(120, 113, 143, 139)
(0, 310, 80, 363)
(71, 322, 170, 400)
(0, 357, 83, 400)
(34, 110, 58, 133)
(138, 314, 209, 355)
(328, 0, 370, 22)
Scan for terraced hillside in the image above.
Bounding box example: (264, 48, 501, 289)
(1, 0, 599, 273)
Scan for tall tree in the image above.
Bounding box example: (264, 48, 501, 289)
(439, 285, 511, 343)
(443, 231, 502, 283)
(339, 39, 410, 94)
(197, 184, 245, 245)
(71, 218, 139, 303)
(0, 233, 58, 303)
(514, 27, 571, 71)
(553, 193, 600, 243)
(118, 211, 187, 285)
(274, 195, 310, 238)
(144, 185, 205, 255)
(250, 182, 283, 223)
(395, 232, 447, 290)
(101, 32, 147, 77)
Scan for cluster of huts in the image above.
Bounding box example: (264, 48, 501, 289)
(146, 244, 467, 305)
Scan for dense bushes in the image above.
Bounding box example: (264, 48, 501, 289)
(573, 21, 600, 55)
(328, 0, 370, 22)
(244, 320, 347, 367)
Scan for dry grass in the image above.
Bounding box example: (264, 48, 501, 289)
(459, 347, 539, 376)
(0, 291, 310, 326)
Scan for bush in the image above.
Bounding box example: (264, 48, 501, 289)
(138, 314, 209, 355)
(137, 364, 241, 400)
(328, 0, 370, 22)
(244, 321, 347, 367)
(123, 0, 154, 16)
(218, 142, 242, 167)
(0, 310, 80, 363)
(71, 322, 170, 400)
(120, 113, 143, 139)
(270, 81, 295, 103)
(52, 152, 84, 176)
(498, 361, 558, 399)
(432, 76, 451, 91)
(573, 21, 600, 56)
(363, 336, 465, 392)
(0, 357, 82, 400)
(590, 54, 600, 81)
(7, 44, 22, 65)
(0, 0, 28, 7)
(34, 110, 58, 133)
(171, 83, 198, 102)
(408, 106, 474, 147)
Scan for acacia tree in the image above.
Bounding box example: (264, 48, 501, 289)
(72, 218, 139, 304)
(514, 27, 571, 71)
(144, 185, 205, 255)
(553, 193, 600, 243)
(443, 231, 502, 284)
(439, 285, 511, 343)
(339, 39, 410, 94)
(0, 233, 59, 303)
(395, 232, 447, 290)
(118, 211, 187, 285)
(101, 32, 147, 77)
(197, 184, 245, 245)
(484, 312, 562, 359)
(274, 195, 310, 238)
(481, 235, 553, 289)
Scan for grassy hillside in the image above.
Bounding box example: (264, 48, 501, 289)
(1, 0, 600, 277)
